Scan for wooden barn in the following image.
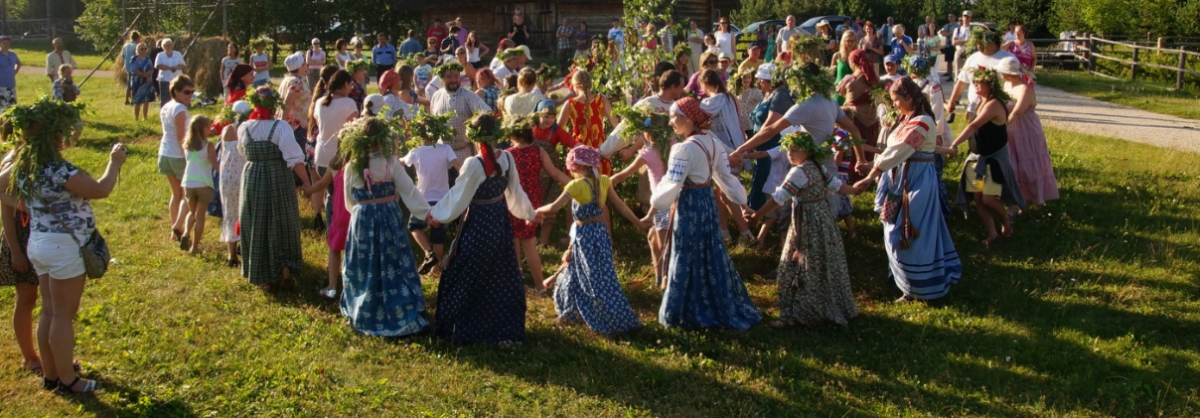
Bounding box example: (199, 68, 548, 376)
(402, 0, 739, 54)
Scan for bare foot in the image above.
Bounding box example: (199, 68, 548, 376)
(981, 234, 1000, 248)
(1001, 218, 1014, 238)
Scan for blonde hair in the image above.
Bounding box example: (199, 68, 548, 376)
(571, 70, 593, 95)
(517, 68, 537, 88)
(185, 115, 212, 151)
(839, 30, 857, 62)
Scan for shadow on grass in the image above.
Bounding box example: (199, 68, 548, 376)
(59, 380, 200, 418)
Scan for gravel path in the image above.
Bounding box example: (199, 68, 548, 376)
(939, 78, 1200, 154)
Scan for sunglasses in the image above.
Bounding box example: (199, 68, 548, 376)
(704, 60, 718, 65)
(182, 90, 195, 95)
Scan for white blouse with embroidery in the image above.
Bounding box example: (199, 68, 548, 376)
(650, 132, 748, 212)
(874, 114, 937, 171)
(430, 151, 536, 223)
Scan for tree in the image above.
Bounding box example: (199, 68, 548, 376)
(1178, 0, 1200, 36)
(973, 0, 1053, 35)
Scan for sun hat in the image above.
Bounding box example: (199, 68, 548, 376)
(718, 52, 732, 62)
(284, 52, 305, 72)
(816, 20, 830, 28)
(963, 10, 973, 17)
(995, 56, 1023, 76)
(755, 63, 777, 80)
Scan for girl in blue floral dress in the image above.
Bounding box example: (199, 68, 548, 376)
(537, 146, 648, 335)
(338, 117, 432, 337)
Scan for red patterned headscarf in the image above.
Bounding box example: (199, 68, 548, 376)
(671, 97, 712, 131)
(378, 69, 400, 93)
(849, 49, 878, 86)
(566, 146, 600, 172)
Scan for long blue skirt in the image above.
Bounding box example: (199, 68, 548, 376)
(340, 182, 429, 337)
(874, 153, 963, 300)
(435, 176, 526, 344)
(659, 185, 762, 330)
(554, 199, 640, 334)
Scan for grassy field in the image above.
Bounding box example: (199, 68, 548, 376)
(0, 73, 1199, 417)
(1036, 68, 1200, 121)
(8, 39, 109, 75)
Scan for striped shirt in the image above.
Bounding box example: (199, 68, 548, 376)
(429, 87, 493, 159)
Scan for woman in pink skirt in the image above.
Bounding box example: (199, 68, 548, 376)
(996, 57, 1058, 209)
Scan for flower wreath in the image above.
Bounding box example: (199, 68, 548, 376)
(434, 61, 464, 78)
(779, 130, 834, 164)
(971, 66, 1012, 102)
(902, 54, 932, 80)
(246, 85, 285, 119)
(466, 110, 505, 143)
(612, 104, 674, 152)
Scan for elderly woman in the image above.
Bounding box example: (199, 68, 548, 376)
(238, 86, 312, 290)
(997, 57, 1058, 208)
(154, 38, 186, 106)
(0, 98, 127, 393)
(128, 42, 156, 121)
(854, 78, 961, 302)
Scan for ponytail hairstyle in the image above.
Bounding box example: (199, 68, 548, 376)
(699, 69, 730, 98)
(185, 115, 213, 151)
(397, 64, 416, 91)
(571, 69, 593, 97)
(308, 65, 340, 133)
(465, 112, 504, 177)
(322, 70, 353, 107)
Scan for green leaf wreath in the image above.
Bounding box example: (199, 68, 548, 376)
(612, 104, 674, 152)
(775, 63, 835, 101)
(779, 129, 833, 164)
(338, 116, 396, 175)
(1, 96, 86, 199)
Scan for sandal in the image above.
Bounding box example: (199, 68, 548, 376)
(27, 360, 81, 376)
(226, 258, 241, 268)
(417, 252, 439, 275)
(56, 376, 101, 394)
(42, 378, 58, 391)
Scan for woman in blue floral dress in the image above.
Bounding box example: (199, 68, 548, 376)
(338, 118, 432, 336)
(537, 146, 647, 335)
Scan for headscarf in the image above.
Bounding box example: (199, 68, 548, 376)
(671, 97, 712, 131)
(378, 69, 400, 93)
(566, 145, 601, 180)
(247, 85, 282, 120)
(226, 64, 254, 91)
(534, 99, 557, 115)
(848, 49, 878, 86)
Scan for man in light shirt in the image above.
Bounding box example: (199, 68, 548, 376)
(775, 15, 803, 55)
(953, 11, 974, 79)
(45, 38, 77, 82)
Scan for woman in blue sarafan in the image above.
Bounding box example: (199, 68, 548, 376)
(338, 117, 432, 336)
(853, 77, 962, 302)
(650, 97, 762, 330)
(429, 113, 540, 344)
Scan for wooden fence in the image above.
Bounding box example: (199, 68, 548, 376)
(1078, 34, 1199, 90)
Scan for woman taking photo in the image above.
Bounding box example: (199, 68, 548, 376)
(0, 97, 127, 393)
(159, 76, 194, 243)
(238, 86, 312, 290)
(853, 78, 961, 302)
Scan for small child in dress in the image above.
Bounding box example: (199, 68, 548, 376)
(180, 115, 218, 255)
(530, 100, 577, 246)
(743, 141, 792, 250)
(51, 65, 83, 146)
(304, 152, 349, 299)
(610, 126, 671, 288)
(537, 146, 648, 334)
(831, 129, 858, 237)
(218, 101, 251, 267)
(400, 114, 463, 274)
(504, 115, 571, 292)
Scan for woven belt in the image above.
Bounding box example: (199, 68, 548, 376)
(575, 216, 603, 226)
(682, 181, 712, 189)
(359, 195, 396, 205)
(471, 195, 505, 205)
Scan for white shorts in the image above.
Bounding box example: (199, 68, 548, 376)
(27, 233, 86, 280)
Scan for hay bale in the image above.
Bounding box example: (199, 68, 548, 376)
(108, 34, 231, 97)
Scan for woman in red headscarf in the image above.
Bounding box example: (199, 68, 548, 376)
(835, 49, 882, 182)
(224, 64, 255, 105)
(650, 97, 761, 331)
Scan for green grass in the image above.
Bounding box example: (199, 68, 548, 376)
(9, 39, 109, 74)
(1, 73, 1199, 417)
(1037, 68, 1200, 121)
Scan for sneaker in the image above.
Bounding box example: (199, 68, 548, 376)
(721, 230, 732, 245)
(418, 252, 439, 275)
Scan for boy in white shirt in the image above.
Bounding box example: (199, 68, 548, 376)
(401, 134, 463, 273)
(743, 127, 798, 250)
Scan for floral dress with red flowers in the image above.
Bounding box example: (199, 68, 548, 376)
(565, 94, 611, 174)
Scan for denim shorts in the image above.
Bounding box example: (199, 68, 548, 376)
(408, 202, 447, 244)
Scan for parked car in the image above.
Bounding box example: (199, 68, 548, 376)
(798, 15, 854, 36)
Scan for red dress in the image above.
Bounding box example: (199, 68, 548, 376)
(565, 95, 612, 174)
(507, 145, 543, 239)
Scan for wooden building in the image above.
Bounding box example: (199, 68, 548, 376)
(400, 0, 738, 54)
